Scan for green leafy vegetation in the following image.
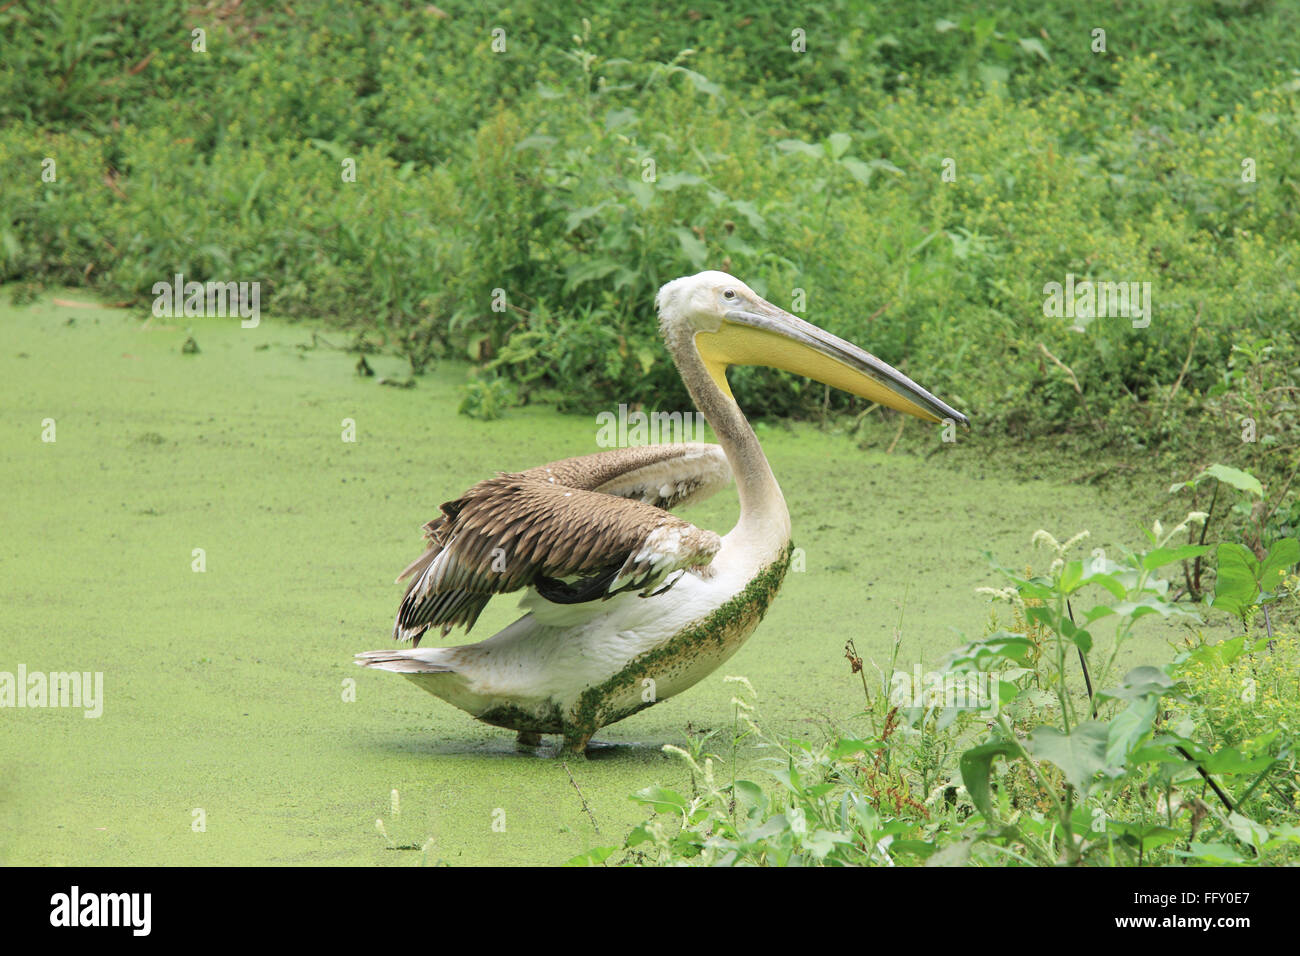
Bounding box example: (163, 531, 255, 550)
(3, 1, 1298, 474)
(577, 472, 1299, 866)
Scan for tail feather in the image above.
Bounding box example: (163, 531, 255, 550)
(354, 650, 456, 674)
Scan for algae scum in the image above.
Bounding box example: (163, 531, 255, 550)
(0, 293, 1206, 865)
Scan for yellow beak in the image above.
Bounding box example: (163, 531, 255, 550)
(694, 301, 968, 425)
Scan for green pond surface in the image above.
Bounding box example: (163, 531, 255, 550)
(0, 292, 1221, 865)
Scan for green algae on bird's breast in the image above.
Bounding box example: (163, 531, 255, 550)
(572, 543, 795, 733)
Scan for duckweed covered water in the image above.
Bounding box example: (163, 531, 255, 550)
(0, 293, 1218, 864)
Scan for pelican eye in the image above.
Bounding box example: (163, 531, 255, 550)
(723, 289, 736, 300)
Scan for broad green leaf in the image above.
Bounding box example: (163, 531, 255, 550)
(1259, 537, 1299, 593)
(1127, 741, 1195, 766)
(672, 227, 708, 269)
(1025, 604, 1058, 630)
(1137, 830, 1181, 852)
(1018, 37, 1051, 62)
(1107, 595, 1197, 622)
(827, 738, 879, 760)
(959, 740, 1016, 819)
(626, 179, 655, 210)
(565, 845, 617, 866)
(1198, 464, 1263, 497)
(1109, 821, 1180, 852)
(826, 132, 852, 159)
(564, 258, 620, 291)
(840, 156, 875, 185)
(1099, 666, 1175, 703)
(850, 795, 880, 834)
(747, 814, 793, 842)
(1058, 560, 1084, 593)
(1212, 542, 1259, 617)
(721, 235, 757, 257)
(624, 824, 654, 847)
(976, 63, 1010, 94)
(1174, 842, 1246, 863)
(1179, 634, 1247, 668)
(1142, 544, 1212, 571)
(732, 779, 766, 812)
(891, 839, 938, 860)
(1025, 721, 1113, 791)
(1263, 825, 1300, 850)
(564, 203, 607, 232)
(942, 632, 1036, 670)
(1059, 616, 1092, 654)
(728, 199, 767, 234)
(1203, 747, 1275, 776)
(763, 763, 802, 794)
(776, 138, 824, 159)
(1080, 571, 1127, 600)
(924, 837, 976, 867)
(1106, 695, 1158, 765)
(1014, 578, 1055, 600)
(632, 785, 687, 814)
(1227, 813, 1268, 850)
(1217, 541, 1259, 577)
(675, 68, 722, 97)
(803, 828, 852, 859)
(309, 138, 348, 161)
(972, 17, 997, 44)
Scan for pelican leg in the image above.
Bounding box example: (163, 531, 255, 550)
(559, 728, 594, 758)
(515, 730, 542, 748)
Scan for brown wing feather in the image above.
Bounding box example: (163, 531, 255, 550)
(394, 446, 728, 645)
(520, 442, 730, 510)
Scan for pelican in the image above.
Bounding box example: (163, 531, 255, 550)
(356, 271, 967, 754)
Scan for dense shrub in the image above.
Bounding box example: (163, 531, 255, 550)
(3, 0, 1298, 459)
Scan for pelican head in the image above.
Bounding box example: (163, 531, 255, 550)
(657, 270, 967, 426)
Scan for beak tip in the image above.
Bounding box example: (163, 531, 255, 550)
(937, 408, 970, 428)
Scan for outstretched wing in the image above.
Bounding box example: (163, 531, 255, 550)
(393, 444, 731, 644)
(520, 442, 731, 510)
